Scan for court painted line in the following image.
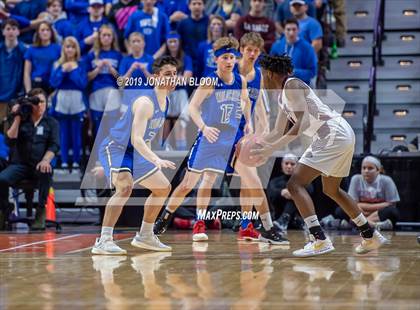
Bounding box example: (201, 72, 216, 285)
(66, 237, 133, 254)
(0, 234, 82, 252)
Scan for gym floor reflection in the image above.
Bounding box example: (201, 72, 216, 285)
(1, 231, 419, 309)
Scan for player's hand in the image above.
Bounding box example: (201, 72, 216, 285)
(155, 158, 176, 170)
(244, 122, 253, 135)
(202, 126, 220, 143)
(250, 139, 275, 159)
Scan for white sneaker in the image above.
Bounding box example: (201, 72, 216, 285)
(192, 233, 208, 242)
(131, 233, 172, 251)
(355, 230, 388, 254)
(375, 219, 393, 231)
(293, 235, 335, 257)
(91, 238, 127, 255)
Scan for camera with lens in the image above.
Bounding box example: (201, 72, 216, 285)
(11, 96, 41, 120)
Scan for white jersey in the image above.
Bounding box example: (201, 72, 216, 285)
(279, 78, 356, 177)
(279, 78, 341, 138)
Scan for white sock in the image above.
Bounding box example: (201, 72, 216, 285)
(352, 213, 368, 227)
(100, 226, 113, 241)
(260, 212, 273, 230)
(140, 221, 154, 236)
(304, 215, 320, 228)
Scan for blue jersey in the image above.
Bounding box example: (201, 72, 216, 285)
(201, 71, 243, 134)
(108, 89, 168, 150)
(234, 64, 261, 131)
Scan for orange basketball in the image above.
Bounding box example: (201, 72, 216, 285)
(235, 134, 267, 167)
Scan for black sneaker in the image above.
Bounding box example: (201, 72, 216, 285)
(153, 209, 173, 235)
(259, 227, 290, 245)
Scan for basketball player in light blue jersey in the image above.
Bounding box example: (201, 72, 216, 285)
(154, 37, 287, 244)
(92, 56, 178, 255)
(227, 32, 288, 245)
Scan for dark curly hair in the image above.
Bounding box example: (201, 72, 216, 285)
(259, 54, 294, 76)
(152, 55, 179, 73)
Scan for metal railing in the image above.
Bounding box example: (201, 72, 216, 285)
(364, 0, 385, 153)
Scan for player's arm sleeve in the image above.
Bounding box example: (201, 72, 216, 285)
(131, 97, 160, 164)
(348, 175, 361, 202)
(383, 176, 400, 203)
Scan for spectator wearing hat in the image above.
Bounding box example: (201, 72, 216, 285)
(267, 154, 314, 232)
(124, 0, 170, 58)
(76, 0, 109, 54)
(289, 0, 323, 53)
(234, 0, 276, 52)
(270, 18, 316, 85)
(0, 19, 26, 121)
(333, 156, 400, 231)
(177, 0, 209, 75)
(275, 0, 316, 35)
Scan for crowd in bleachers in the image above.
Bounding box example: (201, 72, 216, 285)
(2, 0, 403, 233)
(0, 0, 344, 170)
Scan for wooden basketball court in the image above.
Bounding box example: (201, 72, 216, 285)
(1, 229, 419, 309)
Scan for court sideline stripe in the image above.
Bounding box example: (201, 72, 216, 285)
(0, 234, 82, 252)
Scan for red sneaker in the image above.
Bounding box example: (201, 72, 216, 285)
(192, 220, 208, 241)
(208, 218, 222, 230)
(237, 223, 261, 241)
(173, 217, 193, 230)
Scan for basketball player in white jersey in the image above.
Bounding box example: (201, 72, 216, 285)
(252, 55, 387, 257)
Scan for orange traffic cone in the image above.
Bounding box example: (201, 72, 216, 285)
(45, 187, 56, 221)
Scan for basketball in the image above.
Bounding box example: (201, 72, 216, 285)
(236, 134, 267, 167)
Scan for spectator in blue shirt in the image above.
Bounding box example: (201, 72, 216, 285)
(0, 19, 26, 120)
(64, 0, 89, 25)
(42, 0, 75, 43)
(275, 0, 316, 34)
(177, 0, 209, 75)
(163, 31, 192, 150)
(76, 0, 109, 54)
(9, 0, 47, 44)
(290, 0, 323, 53)
(86, 24, 122, 140)
(24, 22, 61, 93)
(197, 15, 227, 78)
(50, 36, 88, 171)
(124, 0, 170, 58)
(208, 0, 242, 32)
(157, 0, 189, 29)
(270, 18, 317, 85)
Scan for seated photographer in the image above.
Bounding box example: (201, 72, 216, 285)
(0, 88, 60, 231)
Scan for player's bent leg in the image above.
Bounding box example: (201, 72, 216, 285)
(321, 176, 387, 254)
(235, 162, 288, 245)
(92, 171, 133, 255)
(154, 170, 201, 235)
(132, 171, 172, 251)
(285, 164, 336, 256)
(194, 172, 219, 242)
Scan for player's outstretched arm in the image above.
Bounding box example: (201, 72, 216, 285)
(240, 75, 253, 134)
(131, 96, 175, 169)
(189, 84, 220, 143)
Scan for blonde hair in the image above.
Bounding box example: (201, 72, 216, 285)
(56, 36, 81, 66)
(213, 36, 239, 51)
(33, 22, 57, 47)
(240, 32, 264, 50)
(207, 15, 227, 42)
(93, 24, 119, 59)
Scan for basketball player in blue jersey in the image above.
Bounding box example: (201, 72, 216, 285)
(227, 32, 288, 244)
(154, 37, 287, 244)
(92, 56, 178, 255)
